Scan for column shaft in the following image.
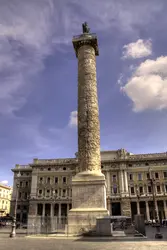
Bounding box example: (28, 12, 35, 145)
(58, 203, 61, 218)
(121, 171, 124, 193)
(124, 170, 128, 193)
(137, 201, 140, 215)
(146, 201, 150, 220)
(164, 200, 167, 219)
(78, 45, 101, 172)
(106, 171, 111, 196)
(42, 204, 45, 217)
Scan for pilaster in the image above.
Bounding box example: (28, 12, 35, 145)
(30, 172, 37, 199)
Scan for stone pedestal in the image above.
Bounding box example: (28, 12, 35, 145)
(68, 171, 109, 235)
(134, 214, 146, 236)
(96, 217, 112, 236)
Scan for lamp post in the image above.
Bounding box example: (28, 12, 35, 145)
(148, 168, 163, 239)
(10, 172, 21, 238)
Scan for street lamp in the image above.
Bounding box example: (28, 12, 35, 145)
(10, 172, 21, 238)
(148, 168, 163, 239)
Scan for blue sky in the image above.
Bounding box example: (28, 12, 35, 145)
(1, 0, 167, 186)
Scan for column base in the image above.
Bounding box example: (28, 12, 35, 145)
(68, 171, 109, 235)
(68, 208, 109, 235)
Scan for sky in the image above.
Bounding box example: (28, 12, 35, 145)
(1, 0, 167, 186)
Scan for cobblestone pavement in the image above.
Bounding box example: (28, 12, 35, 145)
(0, 237, 167, 250)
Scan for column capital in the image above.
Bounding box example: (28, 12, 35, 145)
(72, 33, 99, 57)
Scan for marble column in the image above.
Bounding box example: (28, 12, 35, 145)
(68, 23, 109, 235)
(136, 201, 140, 215)
(124, 170, 128, 193)
(58, 203, 61, 218)
(155, 200, 159, 221)
(106, 171, 111, 196)
(42, 204, 45, 217)
(163, 200, 167, 219)
(107, 198, 111, 215)
(51, 203, 53, 218)
(146, 201, 150, 220)
(119, 170, 124, 193)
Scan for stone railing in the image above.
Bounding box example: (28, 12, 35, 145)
(128, 152, 167, 160)
(15, 164, 31, 169)
(33, 158, 78, 165)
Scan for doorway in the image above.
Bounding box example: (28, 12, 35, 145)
(112, 202, 121, 216)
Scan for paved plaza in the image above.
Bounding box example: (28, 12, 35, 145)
(0, 227, 167, 250)
(1, 225, 167, 239)
(0, 237, 167, 250)
(0, 226, 167, 250)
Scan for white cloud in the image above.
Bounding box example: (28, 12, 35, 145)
(68, 111, 78, 127)
(0, 1, 56, 115)
(0, 0, 164, 116)
(1, 180, 8, 185)
(121, 56, 167, 112)
(122, 39, 152, 59)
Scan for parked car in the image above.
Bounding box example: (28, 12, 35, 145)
(21, 224, 27, 229)
(0, 221, 6, 227)
(162, 219, 167, 227)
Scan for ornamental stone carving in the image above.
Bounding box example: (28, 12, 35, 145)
(77, 44, 101, 172)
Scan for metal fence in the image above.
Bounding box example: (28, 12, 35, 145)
(27, 216, 68, 235)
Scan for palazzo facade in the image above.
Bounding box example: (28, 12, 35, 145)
(10, 149, 167, 224)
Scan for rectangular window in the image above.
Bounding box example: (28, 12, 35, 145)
(113, 185, 117, 194)
(155, 172, 159, 179)
(23, 206, 27, 210)
(40, 177, 43, 182)
(24, 192, 27, 199)
(138, 173, 142, 181)
(55, 177, 58, 184)
(63, 177, 66, 183)
(37, 204, 43, 216)
(20, 181, 22, 187)
(157, 186, 161, 193)
(26, 182, 28, 187)
(139, 186, 143, 194)
(39, 190, 42, 195)
(17, 205, 20, 209)
(47, 177, 50, 184)
(148, 186, 152, 193)
(113, 175, 117, 182)
(147, 173, 150, 179)
(62, 189, 66, 197)
(129, 174, 133, 180)
(164, 172, 167, 178)
(131, 187, 134, 194)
